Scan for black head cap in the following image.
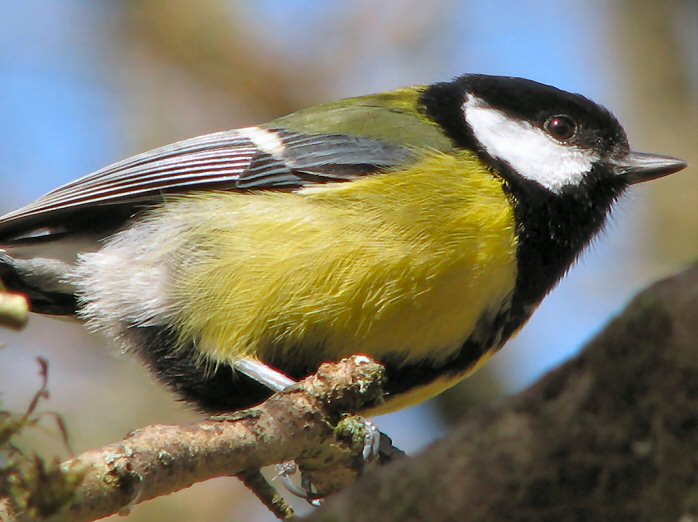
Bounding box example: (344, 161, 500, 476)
(421, 74, 629, 162)
(462, 75, 629, 156)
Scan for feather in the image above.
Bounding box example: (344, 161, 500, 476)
(0, 128, 411, 240)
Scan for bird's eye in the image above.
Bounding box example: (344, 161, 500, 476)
(543, 115, 577, 142)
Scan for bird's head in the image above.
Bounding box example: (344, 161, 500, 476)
(422, 74, 687, 196)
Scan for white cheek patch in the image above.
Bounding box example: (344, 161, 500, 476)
(463, 96, 597, 193)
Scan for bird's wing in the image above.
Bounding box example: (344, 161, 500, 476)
(0, 127, 412, 239)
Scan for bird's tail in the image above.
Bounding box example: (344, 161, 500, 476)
(0, 238, 80, 316)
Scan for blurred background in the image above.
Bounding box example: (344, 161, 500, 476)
(0, 1, 696, 520)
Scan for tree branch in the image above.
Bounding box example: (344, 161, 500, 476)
(3, 356, 385, 521)
(306, 262, 698, 522)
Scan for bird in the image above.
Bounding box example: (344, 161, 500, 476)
(0, 74, 687, 417)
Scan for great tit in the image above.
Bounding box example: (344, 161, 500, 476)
(0, 74, 687, 415)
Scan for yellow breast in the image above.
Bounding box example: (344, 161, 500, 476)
(166, 150, 518, 376)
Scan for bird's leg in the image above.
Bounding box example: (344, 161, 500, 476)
(233, 358, 396, 502)
(233, 358, 296, 392)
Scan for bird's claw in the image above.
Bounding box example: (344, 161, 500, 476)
(275, 461, 323, 505)
(275, 419, 405, 504)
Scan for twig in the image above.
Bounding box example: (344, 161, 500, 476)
(238, 469, 297, 521)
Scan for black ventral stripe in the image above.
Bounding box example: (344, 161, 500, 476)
(498, 165, 627, 340)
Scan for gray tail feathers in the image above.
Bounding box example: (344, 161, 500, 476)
(0, 251, 77, 315)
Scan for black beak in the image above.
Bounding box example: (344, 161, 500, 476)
(613, 152, 688, 185)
